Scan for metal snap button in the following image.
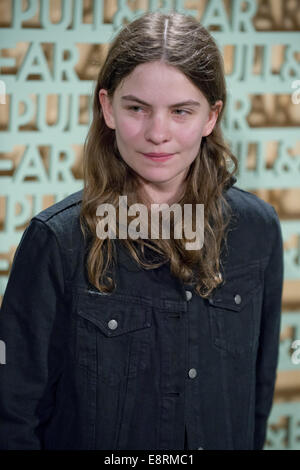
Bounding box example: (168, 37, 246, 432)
(185, 290, 192, 301)
(107, 319, 118, 330)
(234, 294, 242, 305)
(188, 368, 197, 379)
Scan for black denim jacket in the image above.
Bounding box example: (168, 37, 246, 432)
(0, 181, 284, 450)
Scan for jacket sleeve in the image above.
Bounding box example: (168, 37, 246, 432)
(254, 206, 284, 450)
(0, 218, 66, 449)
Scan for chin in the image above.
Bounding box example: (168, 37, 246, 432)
(141, 174, 173, 183)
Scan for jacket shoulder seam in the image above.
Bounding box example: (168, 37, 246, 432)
(33, 190, 83, 223)
(30, 218, 69, 292)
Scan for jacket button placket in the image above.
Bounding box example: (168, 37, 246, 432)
(184, 286, 205, 451)
(159, 296, 186, 450)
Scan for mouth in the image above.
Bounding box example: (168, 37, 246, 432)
(141, 153, 175, 162)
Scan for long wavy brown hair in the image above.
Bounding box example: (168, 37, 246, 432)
(79, 10, 238, 298)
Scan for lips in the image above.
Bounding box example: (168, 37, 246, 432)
(143, 153, 174, 157)
(142, 153, 175, 162)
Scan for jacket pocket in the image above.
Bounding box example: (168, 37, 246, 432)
(75, 291, 152, 385)
(208, 263, 262, 356)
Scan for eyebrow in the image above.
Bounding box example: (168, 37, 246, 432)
(121, 94, 201, 107)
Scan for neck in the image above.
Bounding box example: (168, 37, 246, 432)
(138, 179, 186, 209)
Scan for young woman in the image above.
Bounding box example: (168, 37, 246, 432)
(0, 11, 283, 450)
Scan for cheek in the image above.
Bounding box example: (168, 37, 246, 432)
(177, 125, 203, 148)
(116, 116, 143, 142)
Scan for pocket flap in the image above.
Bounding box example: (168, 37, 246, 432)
(208, 263, 262, 312)
(77, 291, 152, 337)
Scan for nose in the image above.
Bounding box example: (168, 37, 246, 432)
(144, 112, 171, 144)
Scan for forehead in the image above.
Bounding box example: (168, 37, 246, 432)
(114, 61, 206, 103)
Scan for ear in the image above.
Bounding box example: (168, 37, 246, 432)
(202, 100, 223, 137)
(99, 89, 116, 130)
